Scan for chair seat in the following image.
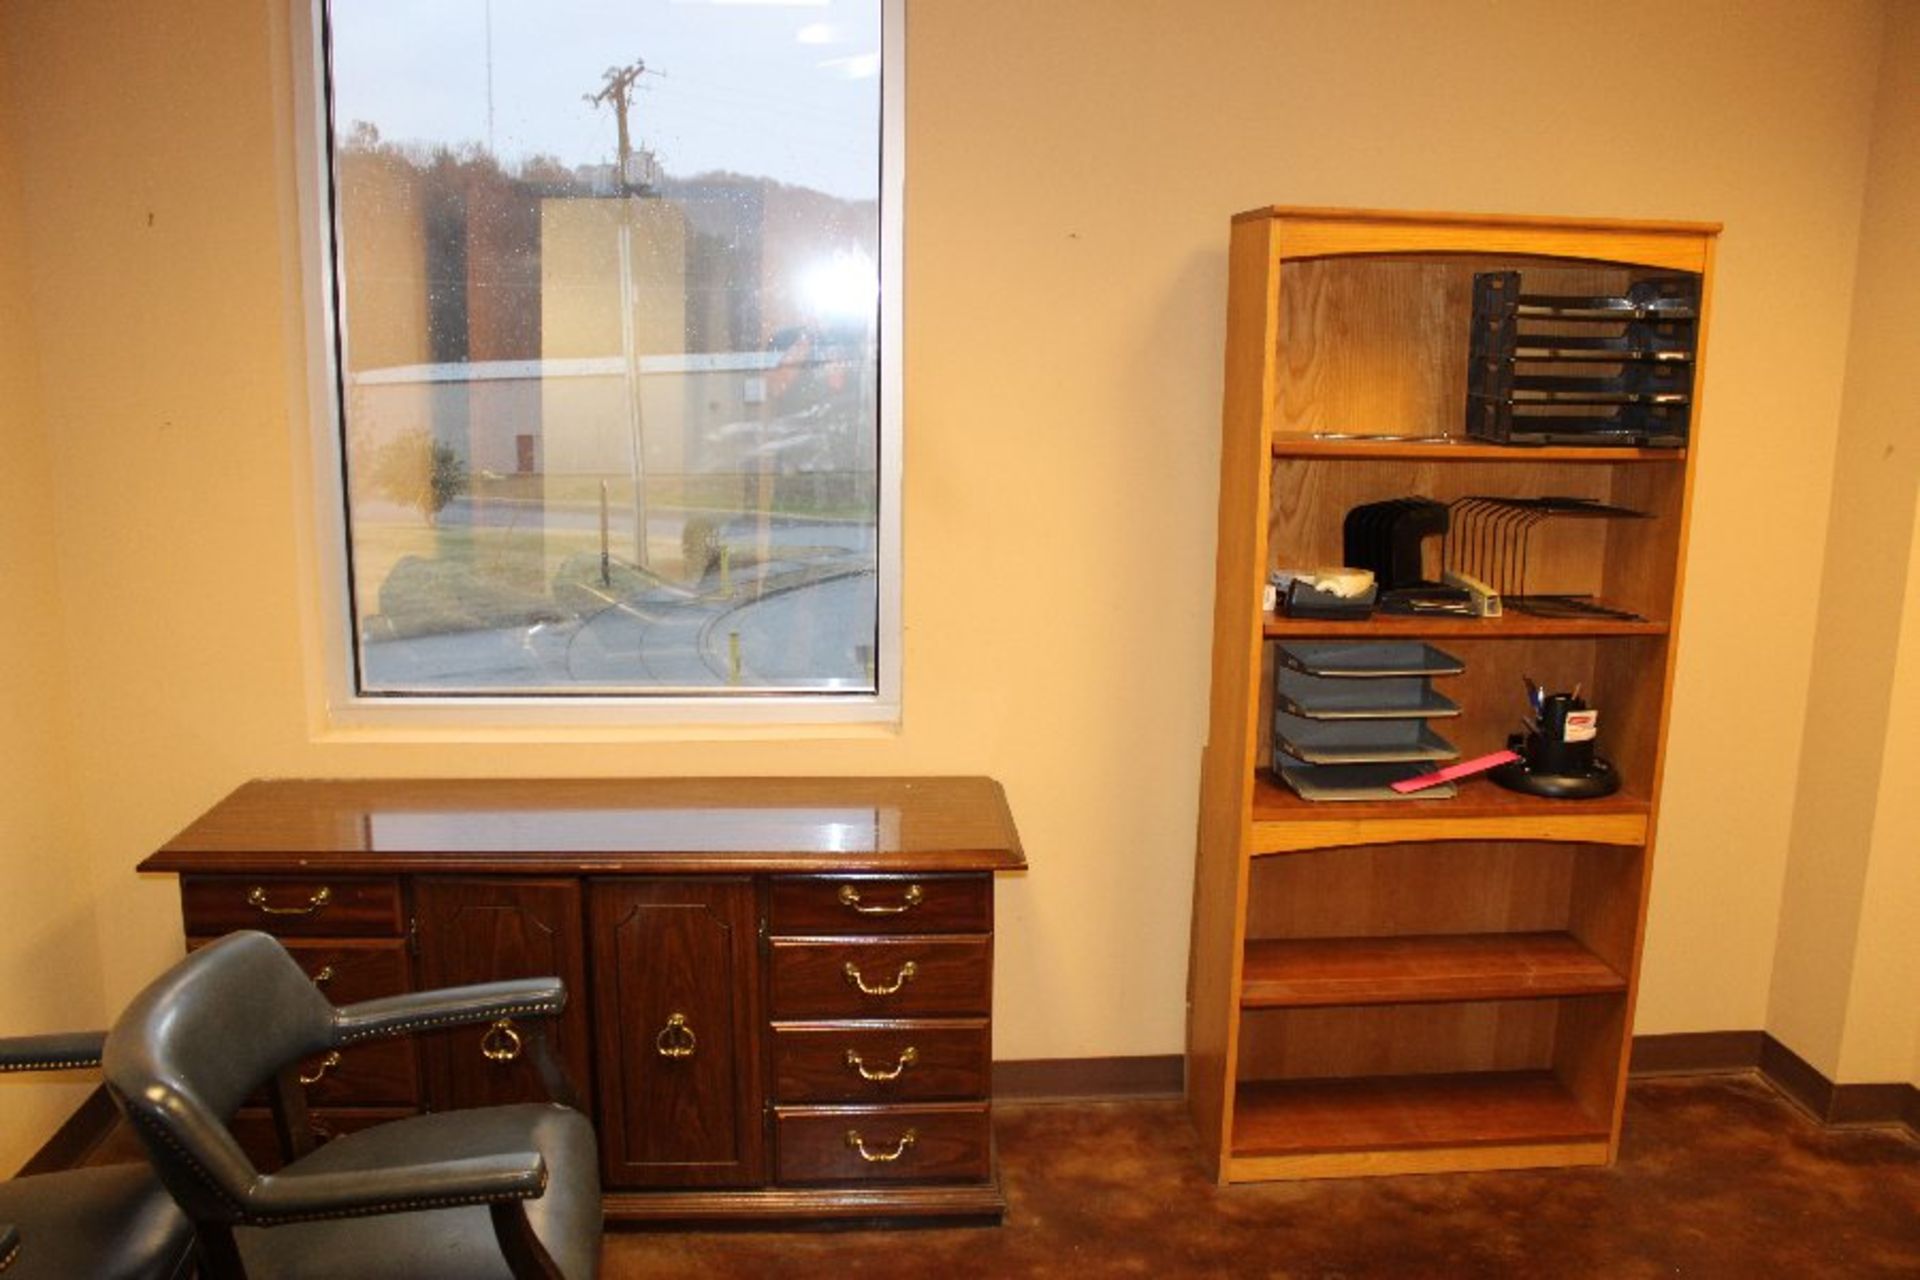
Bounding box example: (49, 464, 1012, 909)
(232, 1104, 601, 1280)
(0, 1164, 193, 1279)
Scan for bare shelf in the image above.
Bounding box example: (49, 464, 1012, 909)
(1231, 1070, 1609, 1158)
(1240, 932, 1627, 1008)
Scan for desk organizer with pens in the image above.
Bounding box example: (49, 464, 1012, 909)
(1490, 684, 1621, 799)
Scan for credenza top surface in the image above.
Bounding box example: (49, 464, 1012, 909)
(141, 777, 1027, 875)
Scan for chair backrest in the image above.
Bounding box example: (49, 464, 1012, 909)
(103, 931, 338, 1221)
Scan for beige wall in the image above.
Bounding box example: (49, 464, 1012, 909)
(905, 0, 1883, 1044)
(1771, 0, 1920, 1087)
(0, 0, 1912, 1161)
(1841, 501, 1920, 1087)
(0, 14, 108, 1171)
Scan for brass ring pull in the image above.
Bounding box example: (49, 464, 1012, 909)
(248, 885, 332, 917)
(480, 1019, 523, 1063)
(846, 1128, 917, 1163)
(310, 965, 336, 988)
(838, 883, 924, 915)
(299, 1051, 342, 1086)
(843, 959, 917, 996)
(655, 1013, 697, 1059)
(845, 1045, 918, 1082)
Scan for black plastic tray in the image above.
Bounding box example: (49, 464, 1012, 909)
(1274, 668, 1461, 720)
(1277, 641, 1464, 679)
(1273, 712, 1460, 765)
(1274, 755, 1457, 802)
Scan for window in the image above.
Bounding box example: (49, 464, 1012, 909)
(311, 0, 898, 711)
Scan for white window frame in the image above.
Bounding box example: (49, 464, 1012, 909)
(284, 0, 904, 731)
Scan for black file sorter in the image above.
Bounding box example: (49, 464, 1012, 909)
(1467, 270, 1699, 447)
(1272, 642, 1464, 801)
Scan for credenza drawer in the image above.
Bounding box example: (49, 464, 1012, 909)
(775, 1104, 992, 1185)
(769, 875, 991, 937)
(190, 937, 412, 1006)
(770, 1020, 990, 1103)
(768, 938, 991, 1019)
(285, 1038, 420, 1108)
(181, 875, 404, 938)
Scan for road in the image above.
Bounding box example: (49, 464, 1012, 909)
(359, 546, 877, 692)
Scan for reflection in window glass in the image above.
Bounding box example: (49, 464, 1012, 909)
(325, 0, 883, 695)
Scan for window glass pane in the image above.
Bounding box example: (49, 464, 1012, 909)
(326, 0, 882, 695)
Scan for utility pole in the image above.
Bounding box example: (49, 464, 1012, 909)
(583, 59, 650, 192)
(584, 57, 658, 567)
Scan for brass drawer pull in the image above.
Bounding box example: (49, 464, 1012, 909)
(846, 1128, 916, 1163)
(843, 959, 917, 996)
(480, 1019, 523, 1063)
(248, 885, 332, 917)
(310, 965, 335, 989)
(655, 1013, 697, 1059)
(838, 883, 924, 915)
(298, 1051, 342, 1086)
(846, 1045, 918, 1082)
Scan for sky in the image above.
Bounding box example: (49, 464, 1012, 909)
(329, 0, 883, 199)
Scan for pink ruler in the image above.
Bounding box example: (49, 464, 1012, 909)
(1390, 749, 1520, 794)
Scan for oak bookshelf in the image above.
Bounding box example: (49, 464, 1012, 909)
(1186, 207, 1717, 1182)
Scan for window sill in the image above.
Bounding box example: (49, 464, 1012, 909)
(311, 695, 903, 744)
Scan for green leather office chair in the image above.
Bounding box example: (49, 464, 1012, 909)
(0, 1031, 195, 1279)
(103, 930, 602, 1279)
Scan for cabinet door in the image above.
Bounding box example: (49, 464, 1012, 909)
(590, 878, 764, 1188)
(413, 878, 592, 1112)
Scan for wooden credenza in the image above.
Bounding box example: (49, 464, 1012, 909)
(140, 777, 1026, 1224)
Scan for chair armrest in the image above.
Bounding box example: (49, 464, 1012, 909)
(0, 1031, 106, 1073)
(330, 978, 566, 1046)
(242, 1152, 549, 1225)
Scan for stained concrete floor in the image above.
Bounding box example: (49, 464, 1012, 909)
(610, 1075, 1920, 1279)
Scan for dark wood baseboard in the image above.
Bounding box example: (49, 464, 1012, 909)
(1630, 1031, 1917, 1133)
(994, 1054, 1183, 1101)
(1829, 1082, 1917, 1128)
(1756, 1034, 1920, 1131)
(17, 1084, 118, 1177)
(1629, 1030, 1768, 1076)
(1757, 1034, 1837, 1120)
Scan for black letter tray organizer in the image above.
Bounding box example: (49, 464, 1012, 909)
(1467, 270, 1698, 447)
(1273, 641, 1465, 801)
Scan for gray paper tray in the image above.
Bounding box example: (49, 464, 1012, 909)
(1274, 668, 1461, 720)
(1273, 712, 1460, 765)
(1275, 755, 1457, 802)
(1277, 641, 1465, 679)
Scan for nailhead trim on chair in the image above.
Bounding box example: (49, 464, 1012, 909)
(122, 1090, 552, 1226)
(240, 1173, 550, 1226)
(1, 1234, 20, 1272)
(120, 1094, 247, 1216)
(0, 1057, 101, 1073)
(333, 1000, 563, 1045)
